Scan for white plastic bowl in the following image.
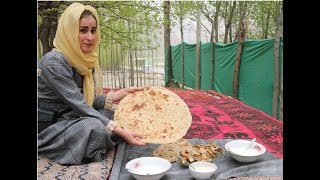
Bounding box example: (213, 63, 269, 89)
(225, 139, 266, 163)
(189, 161, 217, 180)
(125, 157, 171, 180)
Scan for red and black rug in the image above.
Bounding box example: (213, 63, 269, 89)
(103, 87, 283, 158)
(168, 88, 283, 158)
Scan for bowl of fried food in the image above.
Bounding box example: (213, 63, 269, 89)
(176, 142, 224, 167)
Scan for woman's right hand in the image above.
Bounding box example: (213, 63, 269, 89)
(113, 127, 147, 146)
(112, 86, 145, 102)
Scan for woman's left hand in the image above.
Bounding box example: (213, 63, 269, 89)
(113, 127, 147, 146)
(112, 86, 144, 101)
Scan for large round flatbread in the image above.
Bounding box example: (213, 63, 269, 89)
(114, 86, 192, 144)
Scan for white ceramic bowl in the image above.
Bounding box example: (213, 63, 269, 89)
(189, 161, 217, 180)
(125, 157, 171, 180)
(225, 139, 266, 163)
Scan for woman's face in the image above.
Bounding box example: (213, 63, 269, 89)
(78, 15, 97, 53)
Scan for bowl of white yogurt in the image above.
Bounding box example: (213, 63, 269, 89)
(189, 161, 217, 180)
(125, 157, 171, 180)
(225, 139, 266, 163)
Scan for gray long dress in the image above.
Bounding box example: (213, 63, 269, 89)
(38, 50, 122, 165)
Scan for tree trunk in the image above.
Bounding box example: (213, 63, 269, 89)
(164, 1, 174, 87)
(135, 49, 139, 86)
(180, 1, 185, 89)
(129, 49, 134, 86)
(106, 49, 110, 88)
(116, 44, 121, 88)
(38, 39, 42, 59)
(224, 1, 236, 44)
(147, 50, 150, 86)
(234, 1, 247, 41)
(121, 49, 126, 88)
(128, 21, 134, 86)
(264, 9, 271, 39)
(211, 37, 215, 90)
(110, 44, 114, 88)
(143, 50, 146, 86)
(214, 1, 221, 43)
(112, 44, 117, 88)
(38, 1, 60, 55)
(49, 15, 58, 50)
(272, 6, 283, 119)
(229, 25, 233, 42)
(140, 51, 142, 87)
(195, 2, 202, 89)
(152, 50, 155, 85)
(210, 19, 215, 90)
(39, 16, 51, 55)
(279, 58, 283, 121)
(232, 21, 245, 99)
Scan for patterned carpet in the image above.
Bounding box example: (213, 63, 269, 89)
(37, 87, 283, 179)
(168, 88, 283, 158)
(37, 148, 115, 180)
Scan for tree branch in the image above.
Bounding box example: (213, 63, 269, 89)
(201, 22, 211, 34)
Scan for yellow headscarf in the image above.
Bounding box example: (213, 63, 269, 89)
(53, 3, 103, 106)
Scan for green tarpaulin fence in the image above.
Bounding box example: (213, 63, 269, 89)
(165, 38, 283, 119)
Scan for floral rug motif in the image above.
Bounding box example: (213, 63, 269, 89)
(168, 88, 283, 158)
(38, 87, 283, 179)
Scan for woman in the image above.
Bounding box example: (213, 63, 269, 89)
(38, 3, 146, 165)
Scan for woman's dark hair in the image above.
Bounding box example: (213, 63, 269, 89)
(80, 9, 97, 22)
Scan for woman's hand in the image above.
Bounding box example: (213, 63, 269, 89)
(113, 128, 147, 146)
(112, 86, 144, 102)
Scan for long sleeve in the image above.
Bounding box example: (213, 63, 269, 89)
(38, 51, 110, 126)
(92, 94, 106, 109)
